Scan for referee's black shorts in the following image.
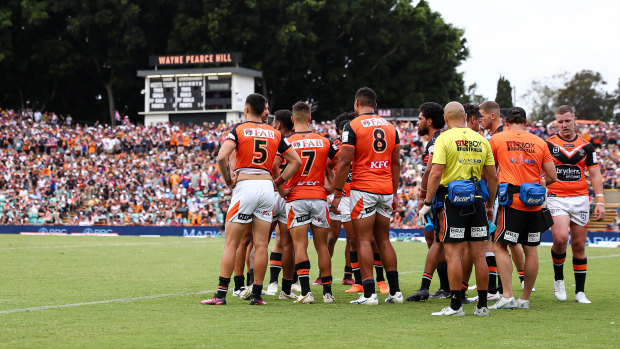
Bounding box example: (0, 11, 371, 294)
(435, 197, 489, 243)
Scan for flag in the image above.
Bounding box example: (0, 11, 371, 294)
(115, 110, 121, 122)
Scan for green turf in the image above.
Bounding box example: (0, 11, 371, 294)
(0, 235, 619, 348)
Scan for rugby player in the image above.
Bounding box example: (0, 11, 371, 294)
(546, 105, 605, 304)
(407, 102, 450, 302)
(278, 101, 339, 304)
(419, 102, 498, 316)
(489, 107, 557, 310)
(479, 101, 528, 294)
(265, 109, 298, 299)
(201, 94, 301, 305)
(332, 87, 403, 305)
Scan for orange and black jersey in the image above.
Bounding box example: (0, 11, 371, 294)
(342, 113, 399, 195)
(224, 121, 291, 174)
(331, 137, 353, 196)
(546, 134, 598, 197)
(285, 131, 339, 202)
(422, 130, 442, 173)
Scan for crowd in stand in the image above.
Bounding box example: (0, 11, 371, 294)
(0, 108, 618, 229)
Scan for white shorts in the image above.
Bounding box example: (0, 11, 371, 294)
(349, 190, 393, 220)
(226, 180, 275, 223)
(286, 199, 330, 229)
(547, 195, 590, 227)
(338, 196, 351, 223)
(272, 192, 287, 224)
(328, 193, 341, 221)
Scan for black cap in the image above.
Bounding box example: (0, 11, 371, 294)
(507, 106, 527, 119)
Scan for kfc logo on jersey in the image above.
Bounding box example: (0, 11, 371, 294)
(361, 118, 390, 127)
(244, 128, 275, 139)
(369, 161, 389, 169)
(292, 139, 324, 149)
(296, 181, 320, 186)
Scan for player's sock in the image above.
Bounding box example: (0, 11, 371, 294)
(486, 253, 497, 294)
(246, 269, 254, 286)
(518, 270, 525, 283)
(343, 266, 353, 280)
(233, 275, 245, 291)
(292, 270, 299, 284)
(252, 283, 263, 298)
(573, 257, 587, 293)
(477, 290, 488, 308)
(350, 251, 362, 285)
(362, 278, 375, 298)
(437, 261, 449, 291)
(386, 270, 400, 295)
(295, 260, 311, 296)
(269, 252, 282, 284)
(282, 278, 292, 294)
(374, 253, 385, 282)
(461, 282, 469, 300)
(552, 251, 566, 281)
(321, 276, 333, 295)
(216, 276, 230, 298)
(450, 290, 462, 311)
(421, 272, 433, 290)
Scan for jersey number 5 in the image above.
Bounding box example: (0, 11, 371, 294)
(373, 129, 387, 153)
(300, 150, 316, 176)
(252, 139, 268, 165)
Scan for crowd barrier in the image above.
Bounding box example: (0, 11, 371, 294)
(1, 225, 619, 245)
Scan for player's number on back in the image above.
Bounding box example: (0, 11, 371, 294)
(373, 129, 387, 153)
(252, 139, 268, 165)
(300, 150, 316, 176)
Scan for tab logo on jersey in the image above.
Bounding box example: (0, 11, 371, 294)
(527, 232, 540, 243)
(295, 214, 311, 223)
(369, 161, 389, 169)
(244, 128, 275, 139)
(450, 227, 465, 238)
(361, 118, 390, 127)
(237, 213, 252, 220)
(504, 230, 518, 243)
(471, 226, 487, 237)
(292, 138, 324, 149)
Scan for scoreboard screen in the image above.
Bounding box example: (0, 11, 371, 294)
(147, 74, 231, 112)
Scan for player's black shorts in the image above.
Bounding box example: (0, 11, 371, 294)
(494, 206, 552, 246)
(434, 197, 489, 243)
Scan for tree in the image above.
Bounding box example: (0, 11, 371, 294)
(462, 83, 486, 105)
(495, 75, 512, 108)
(522, 73, 566, 123)
(556, 70, 615, 121)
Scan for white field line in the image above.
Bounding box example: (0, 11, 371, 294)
(0, 241, 186, 251)
(2, 254, 619, 315)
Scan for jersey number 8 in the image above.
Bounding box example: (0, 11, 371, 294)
(373, 129, 387, 153)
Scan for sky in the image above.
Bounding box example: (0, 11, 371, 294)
(426, 0, 620, 108)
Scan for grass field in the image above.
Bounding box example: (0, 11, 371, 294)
(1, 235, 619, 348)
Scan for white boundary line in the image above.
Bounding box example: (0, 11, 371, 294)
(2, 254, 619, 315)
(0, 241, 184, 251)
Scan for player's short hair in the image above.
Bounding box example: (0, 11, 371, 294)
(555, 105, 574, 116)
(419, 102, 445, 129)
(292, 101, 311, 116)
(463, 103, 481, 123)
(245, 93, 267, 116)
(480, 100, 500, 115)
(355, 87, 377, 108)
(505, 106, 527, 124)
(335, 112, 356, 132)
(274, 109, 293, 131)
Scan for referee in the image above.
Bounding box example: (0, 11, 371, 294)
(419, 102, 498, 316)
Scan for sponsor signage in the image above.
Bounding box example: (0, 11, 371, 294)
(148, 52, 242, 67)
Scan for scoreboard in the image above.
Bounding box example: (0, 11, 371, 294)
(147, 74, 231, 112)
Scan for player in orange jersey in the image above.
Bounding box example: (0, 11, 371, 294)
(546, 105, 605, 304)
(489, 107, 557, 310)
(201, 93, 301, 306)
(332, 87, 403, 305)
(276, 101, 339, 304)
